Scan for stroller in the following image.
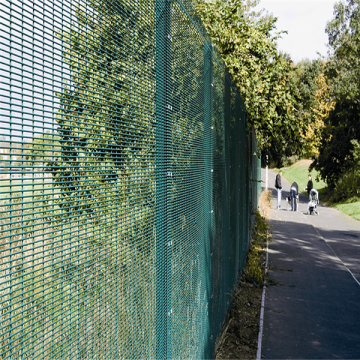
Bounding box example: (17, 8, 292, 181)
(307, 188, 319, 215)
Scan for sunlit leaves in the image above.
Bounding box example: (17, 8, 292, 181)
(195, 0, 303, 162)
(311, 0, 360, 187)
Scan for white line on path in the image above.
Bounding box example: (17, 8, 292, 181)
(302, 213, 360, 288)
(256, 232, 269, 360)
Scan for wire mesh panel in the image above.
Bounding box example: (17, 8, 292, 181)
(1, 1, 157, 358)
(0, 0, 260, 358)
(169, 2, 208, 358)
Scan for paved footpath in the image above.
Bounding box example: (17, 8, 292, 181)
(261, 169, 360, 359)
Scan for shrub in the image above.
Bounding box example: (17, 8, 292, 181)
(243, 211, 271, 285)
(332, 170, 360, 202)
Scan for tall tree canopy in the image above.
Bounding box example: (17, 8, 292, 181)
(309, 63, 336, 156)
(325, 0, 360, 102)
(195, 0, 308, 163)
(289, 59, 327, 156)
(311, 0, 360, 187)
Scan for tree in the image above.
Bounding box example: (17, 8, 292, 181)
(288, 59, 331, 157)
(311, 0, 360, 187)
(308, 63, 335, 156)
(325, 0, 360, 103)
(24, 132, 60, 167)
(195, 0, 307, 164)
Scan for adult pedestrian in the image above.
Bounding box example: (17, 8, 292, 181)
(290, 181, 299, 211)
(275, 170, 282, 210)
(304, 174, 313, 199)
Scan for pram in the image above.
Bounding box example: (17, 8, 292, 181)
(307, 188, 319, 215)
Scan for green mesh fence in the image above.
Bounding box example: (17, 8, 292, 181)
(0, 0, 261, 358)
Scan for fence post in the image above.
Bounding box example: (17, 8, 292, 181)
(156, 1, 172, 359)
(203, 40, 213, 356)
(239, 105, 245, 266)
(223, 73, 231, 310)
(234, 95, 241, 276)
(245, 129, 250, 249)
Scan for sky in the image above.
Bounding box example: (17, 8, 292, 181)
(0, 0, 67, 141)
(254, 0, 338, 63)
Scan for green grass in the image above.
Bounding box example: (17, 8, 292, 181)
(274, 162, 326, 194)
(334, 199, 360, 221)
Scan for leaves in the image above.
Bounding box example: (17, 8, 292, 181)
(311, 0, 360, 188)
(288, 59, 331, 157)
(195, 0, 305, 164)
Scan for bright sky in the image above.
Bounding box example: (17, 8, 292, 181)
(254, 0, 338, 63)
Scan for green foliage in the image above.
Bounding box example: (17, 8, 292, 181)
(244, 211, 270, 285)
(325, 0, 360, 103)
(331, 171, 360, 201)
(330, 139, 360, 201)
(24, 132, 61, 167)
(290, 59, 322, 121)
(252, 210, 269, 243)
(312, 0, 360, 188)
(246, 246, 263, 284)
(310, 99, 360, 188)
(289, 59, 324, 157)
(195, 0, 307, 163)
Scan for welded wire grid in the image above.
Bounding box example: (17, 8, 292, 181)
(0, 0, 260, 359)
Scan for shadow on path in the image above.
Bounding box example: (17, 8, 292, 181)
(262, 218, 360, 359)
(261, 168, 360, 359)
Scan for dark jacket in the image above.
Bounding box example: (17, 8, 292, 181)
(290, 182, 299, 195)
(275, 173, 282, 189)
(306, 179, 313, 194)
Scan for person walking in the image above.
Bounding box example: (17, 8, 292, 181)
(290, 181, 299, 211)
(305, 174, 313, 199)
(275, 170, 282, 210)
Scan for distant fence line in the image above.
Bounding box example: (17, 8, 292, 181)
(0, 0, 261, 358)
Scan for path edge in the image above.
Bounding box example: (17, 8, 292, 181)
(256, 231, 269, 360)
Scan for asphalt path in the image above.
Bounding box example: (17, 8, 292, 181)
(261, 169, 360, 359)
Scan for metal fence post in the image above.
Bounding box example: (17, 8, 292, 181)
(156, 1, 172, 358)
(245, 129, 250, 249)
(203, 40, 213, 356)
(234, 94, 241, 276)
(239, 105, 247, 267)
(223, 73, 231, 309)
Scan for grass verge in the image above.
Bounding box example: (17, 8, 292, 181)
(215, 192, 272, 359)
(334, 198, 360, 221)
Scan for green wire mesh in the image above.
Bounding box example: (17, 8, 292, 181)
(0, 0, 261, 358)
